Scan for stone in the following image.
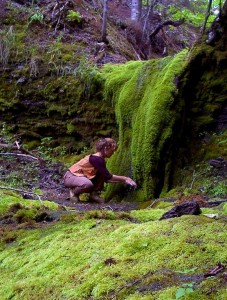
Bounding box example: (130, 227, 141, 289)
(159, 200, 201, 220)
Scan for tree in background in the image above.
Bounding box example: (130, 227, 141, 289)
(101, 0, 109, 43)
(127, 0, 225, 57)
(131, 0, 142, 21)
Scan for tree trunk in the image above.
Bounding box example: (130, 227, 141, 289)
(101, 0, 108, 43)
(206, 0, 227, 46)
(142, 0, 157, 39)
(131, 0, 142, 22)
(201, 0, 213, 34)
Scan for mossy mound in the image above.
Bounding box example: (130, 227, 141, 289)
(0, 195, 226, 300)
(0, 190, 60, 225)
(101, 42, 227, 201)
(102, 50, 188, 201)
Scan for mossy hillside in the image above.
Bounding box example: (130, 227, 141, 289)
(0, 56, 116, 153)
(0, 13, 117, 153)
(0, 196, 226, 299)
(102, 50, 188, 201)
(0, 0, 140, 153)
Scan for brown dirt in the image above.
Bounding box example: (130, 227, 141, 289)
(0, 153, 139, 212)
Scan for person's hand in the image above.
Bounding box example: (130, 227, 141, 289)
(125, 177, 137, 188)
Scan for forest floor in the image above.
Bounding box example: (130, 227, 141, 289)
(1, 150, 226, 215)
(0, 0, 226, 212)
(0, 153, 141, 212)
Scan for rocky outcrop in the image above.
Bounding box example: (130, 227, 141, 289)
(159, 200, 201, 220)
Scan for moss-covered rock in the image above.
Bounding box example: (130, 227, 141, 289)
(102, 51, 188, 201)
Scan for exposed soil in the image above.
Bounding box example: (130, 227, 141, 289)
(0, 153, 140, 212)
(1, 152, 226, 214)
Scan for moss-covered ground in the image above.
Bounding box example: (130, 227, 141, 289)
(0, 191, 226, 300)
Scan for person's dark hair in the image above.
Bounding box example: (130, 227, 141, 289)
(95, 138, 117, 154)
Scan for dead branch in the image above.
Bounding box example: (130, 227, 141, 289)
(0, 152, 39, 161)
(0, 142, 45, 164)
(204, 263, 225, 277)
(109, 270, 154, 299)
(47, 0, 71, 31)
(201, 0, 213, 34)
(149, 18, 185, 42)
(0, 186, 43, 204)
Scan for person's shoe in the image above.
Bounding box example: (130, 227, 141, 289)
(70, 195, 80, 203)
(89, 191, 105, 204)
(69, 189, 80, 203)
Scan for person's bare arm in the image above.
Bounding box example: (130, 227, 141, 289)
(107, 175, 137, 187)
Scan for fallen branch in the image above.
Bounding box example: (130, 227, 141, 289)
(149, 18, 185, 42)
(0, 152, 39, 161)
(109, 270, 154, 299)
(0, 142, 45, 164)
(204, 263, 225, 277)
(0, 186, 43, 204)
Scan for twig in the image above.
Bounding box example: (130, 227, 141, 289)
(109, 270, 154, 299)
(0, 186, 43, 204)
(54, 1, 69, 31)
(189, 169, 207, 189)
(147, 198, 159, 208)
(0, 141, 45, 164)
(101, 205, 114, 211)
(0, 152, 39, 161)
(142, 0, 157, 40)
(204, 263, 225, 277)
(190, 169, 196, 189)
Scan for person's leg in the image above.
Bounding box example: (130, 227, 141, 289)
(64, 171, 94, 202)
(89, 174, 105, 203)
(89, 191, 105, 203)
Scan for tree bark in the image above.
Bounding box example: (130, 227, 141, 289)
(101, 0, 108, 43)
(149, 18, 185, 42)
(142, 0, 157, 39)
(201, 0, 213, 34)
(131, 0, 142, 22)
(206, 0, 227, 46)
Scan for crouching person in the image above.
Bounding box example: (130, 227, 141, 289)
(64, 138, 137, 203)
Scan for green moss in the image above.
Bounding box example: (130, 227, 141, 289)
(203, 130, 227, 160)
(130, 208, 168, 222)
(0, 205, 226, 299)
(66, 123, 77, 134)
(223, 203, 227, 215)
(0, 190, 58, 215)
(102, 51, 188, 201)
(13, 208, 37, 223)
